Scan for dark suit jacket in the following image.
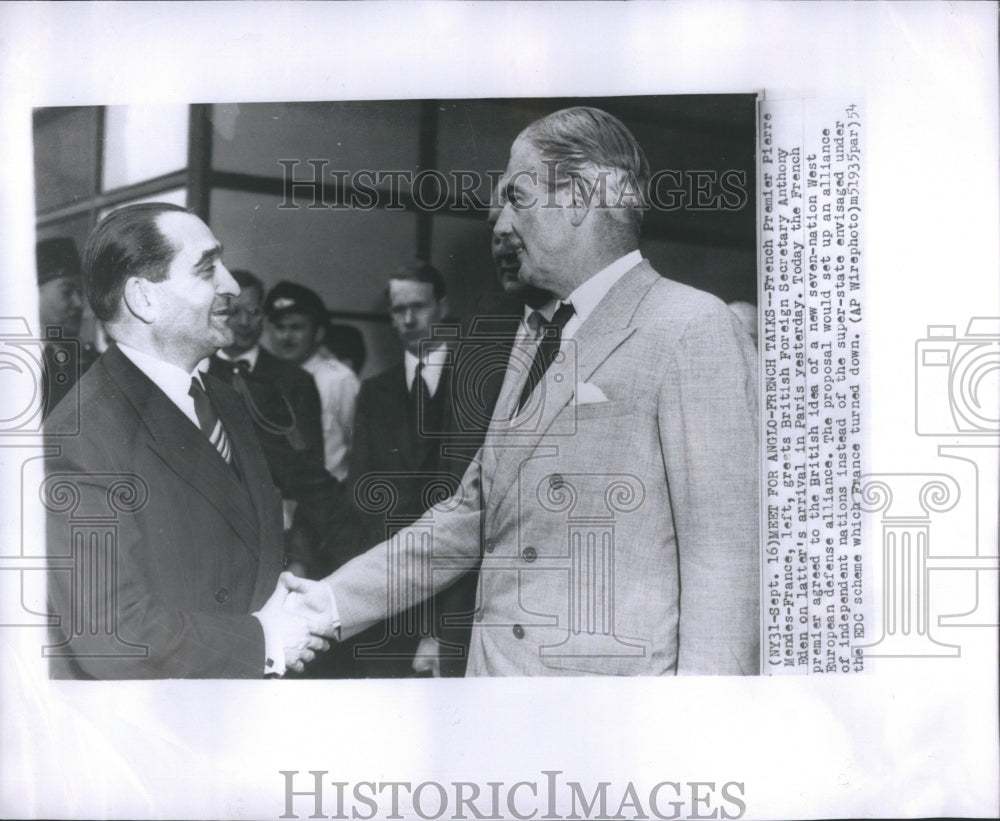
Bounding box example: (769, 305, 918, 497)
(207, 347, 326, 496)
(44, 343, 285, 679)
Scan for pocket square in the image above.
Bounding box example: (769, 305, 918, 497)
(575, 381, 609, 404)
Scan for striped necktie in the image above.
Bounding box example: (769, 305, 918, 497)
(188, 377, 233, 464)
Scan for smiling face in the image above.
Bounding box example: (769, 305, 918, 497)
(144, 211, 238, 369)
(492, 137, 580, 297)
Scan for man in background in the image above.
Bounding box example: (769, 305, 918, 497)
(345, 262, 478, 677)
(204, 269, 351, 579)
(44, 202, 326, 678)
(36, 236, 98, 417)
(264, 282, 359, 483)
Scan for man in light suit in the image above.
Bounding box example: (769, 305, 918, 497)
(288, 107, 759, 675)
(44, 202, 328, 678)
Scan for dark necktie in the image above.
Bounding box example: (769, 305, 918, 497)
(516, 301, 575, 414)
(409, 361, 431, 435)
(188, 377, 233, 464)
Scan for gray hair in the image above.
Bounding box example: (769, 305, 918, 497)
(519, 107, 650, 233)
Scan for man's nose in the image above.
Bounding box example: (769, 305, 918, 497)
(492, 202, 514, 237)
(216, 262, 239, 297)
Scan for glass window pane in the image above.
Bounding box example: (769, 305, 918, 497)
(211, 101, 421, 194)
(33, 106, 100, 212)
(102, 105, 189, 190)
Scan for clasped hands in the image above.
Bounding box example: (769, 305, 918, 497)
(258, 571, 339, 673)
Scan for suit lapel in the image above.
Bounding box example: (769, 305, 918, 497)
(486, 262, 658, 509)
(103, 345, 262, 552)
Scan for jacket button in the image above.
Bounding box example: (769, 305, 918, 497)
(512, 624, 525, 639)
(484, 538, 495, 553)
(214, 588, 229, 604)
(522, 546, 537, 563)
(549, 473, 564, 489)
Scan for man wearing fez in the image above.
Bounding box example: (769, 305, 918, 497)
(286, 108, 759, 676)
(36, 236, 98, 417)
(44, 203, 328, 678)
(264, 281, 359, 484)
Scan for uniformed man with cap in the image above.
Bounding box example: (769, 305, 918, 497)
(263, 281, 360, 484)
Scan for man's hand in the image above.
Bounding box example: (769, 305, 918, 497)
(411, 636, 442, 678)
(257, 572, 330, 673)
(281, 572, 340, 639)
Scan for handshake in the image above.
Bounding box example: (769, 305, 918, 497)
(256, 571, 340, 674)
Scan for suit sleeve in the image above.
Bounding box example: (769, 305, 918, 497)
(660, 306, 760, 675)
(45, 443, 266, 680)
(325, 451, 485, 642)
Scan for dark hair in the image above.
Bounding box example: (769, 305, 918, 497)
(519, 107, 650, 232)
(324, 322, 367, 374)
(231, 269, 264, 300)
(83, 202, 188, 322)
(385, 261, 447, 301)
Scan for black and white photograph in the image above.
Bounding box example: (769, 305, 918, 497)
(1, 2, 996, 819)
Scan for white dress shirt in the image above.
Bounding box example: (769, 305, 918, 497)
(561, 249, 642, 340)
(404, 344, 450, 396)
(302, 348, 359, 482)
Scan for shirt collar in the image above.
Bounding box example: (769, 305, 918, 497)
(217, 344, 259, 370)
(404, 345, 449, 392)
(117, 341, 203, 427)
(564, 249, 642, 327)
(522, 298, 560, 327)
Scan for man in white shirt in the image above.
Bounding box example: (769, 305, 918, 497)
(263, 281, 359, 483)
(43, 202, 328, 678)
(287, 107, 760, 676)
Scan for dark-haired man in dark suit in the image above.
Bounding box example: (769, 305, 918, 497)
(44, 202, 328, 678)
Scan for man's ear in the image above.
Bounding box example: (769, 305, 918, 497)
(437, 296, 450, 319)
(313, 321, 325, 345)
(568, 176, 594, 228)
(122, 277, 156, 324)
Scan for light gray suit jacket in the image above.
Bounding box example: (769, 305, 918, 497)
(330, 261, 759, 675)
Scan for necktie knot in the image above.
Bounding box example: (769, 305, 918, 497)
(516, 301, 575, 414)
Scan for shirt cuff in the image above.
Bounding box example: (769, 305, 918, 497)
(325, 582, 343, 643)
(252, 611, 287, 678)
